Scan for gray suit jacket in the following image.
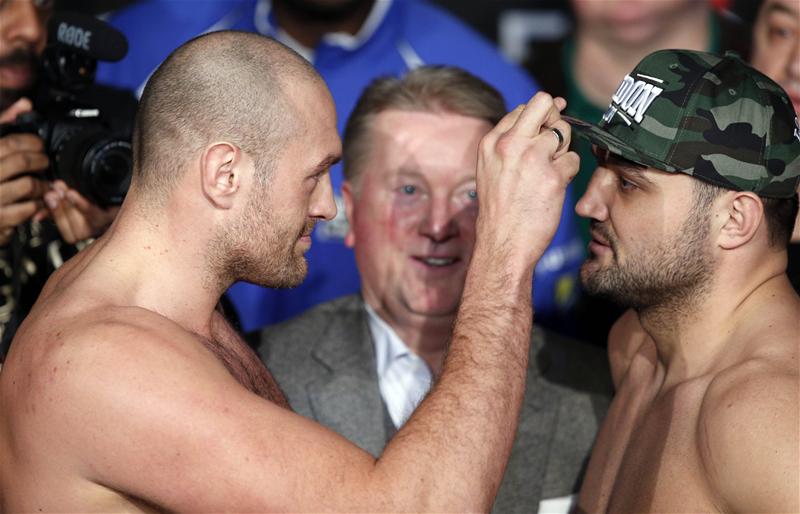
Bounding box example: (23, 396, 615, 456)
(256, 294, 612, 513)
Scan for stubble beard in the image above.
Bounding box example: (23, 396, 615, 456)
(580, 203, 715, 314)
(209, 186, 310, 291)
(0, 47, 39, 111)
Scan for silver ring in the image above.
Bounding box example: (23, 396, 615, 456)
(550, 127, 564, 150)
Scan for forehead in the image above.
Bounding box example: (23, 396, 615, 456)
(364, 109, 492, 179)
(286, 80, 341, 159)
(761, 0, 800, 16)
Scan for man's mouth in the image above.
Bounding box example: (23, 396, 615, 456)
(0, 49, 38, 90)
(413, 256, 459, 268)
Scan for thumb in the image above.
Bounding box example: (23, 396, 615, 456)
(0, 97, 34, 124)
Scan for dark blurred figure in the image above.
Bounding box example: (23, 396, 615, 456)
(750, 0, 800, 292)
(97, 0, 585, 334)
(0, 0, 134, 356)
(526, 0, 751, 345)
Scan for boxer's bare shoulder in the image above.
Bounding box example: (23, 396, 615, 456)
(698, 324, 799, 512)
(0, 303, 307, 511)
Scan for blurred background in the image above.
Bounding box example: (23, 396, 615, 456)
(56, 0, 762, 66)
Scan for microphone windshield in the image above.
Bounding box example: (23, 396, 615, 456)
(48, 12, 128, 62)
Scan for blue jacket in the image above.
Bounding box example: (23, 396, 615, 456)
(98, 0, 584, 331)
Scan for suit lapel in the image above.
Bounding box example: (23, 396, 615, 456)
(306, 297, 390, 457)
(492, 327, 558, 511)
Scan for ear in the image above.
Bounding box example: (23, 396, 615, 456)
(342, 180, 357, 248)
(716, 192, 764, 250)
(201, 142, 242, 209)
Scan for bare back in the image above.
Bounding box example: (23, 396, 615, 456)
(577, 286, 800, 513)
(0, 242, 288, 512)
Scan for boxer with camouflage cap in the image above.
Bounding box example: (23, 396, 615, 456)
(568, 49, 800, 197)
(570, 49, 799, 513)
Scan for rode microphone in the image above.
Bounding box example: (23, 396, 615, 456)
(48, 12, 128, 62)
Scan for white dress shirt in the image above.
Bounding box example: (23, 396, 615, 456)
(365, 304, 433, 429)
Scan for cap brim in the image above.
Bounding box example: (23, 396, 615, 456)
(564, 115, 679, 173)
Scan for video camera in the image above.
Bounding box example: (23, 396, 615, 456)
(0, 12, 135, 207)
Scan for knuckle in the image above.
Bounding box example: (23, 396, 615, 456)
(494, 133, 516, 156)
(533, 91, 554, 105)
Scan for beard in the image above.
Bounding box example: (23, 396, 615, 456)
(0, 47, 39, 112)
(580, 201, 714, 312)
(209, 184, 314, 290)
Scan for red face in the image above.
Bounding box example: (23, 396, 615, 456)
(751, 0, 800, 116)
(344, 110, 491, 323)
(0, 0, 51, 109)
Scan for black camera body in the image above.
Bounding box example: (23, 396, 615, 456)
(0, 13, 135, 207)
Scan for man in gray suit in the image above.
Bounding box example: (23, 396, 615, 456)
(256, 66, 612, 513)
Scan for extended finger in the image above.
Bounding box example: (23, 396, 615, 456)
(0, 200, 43, 229)
(0, 132, 45, 157)
(0, 175, 48, 204)
(510, 92, 556, 139)
(0, 149, 49, 181)
(48, 190, 78, 244)
(553, 151, 580, 185)
(0, 98, 33, 124)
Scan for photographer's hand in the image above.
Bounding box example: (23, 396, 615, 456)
(0, 98, 50, 246)
(45, 180, 119, 244)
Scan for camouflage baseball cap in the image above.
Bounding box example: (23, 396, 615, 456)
(566, 49, 800, 198)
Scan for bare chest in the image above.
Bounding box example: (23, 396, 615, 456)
(580, 370, 719, 512)
(199, 332, 289, 408)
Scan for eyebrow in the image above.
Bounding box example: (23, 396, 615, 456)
(593, 146, 654, 184)
(766, 2, 799, 17)
(309, 154, 341, 176)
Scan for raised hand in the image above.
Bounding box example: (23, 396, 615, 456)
(474, 92, 579, 272)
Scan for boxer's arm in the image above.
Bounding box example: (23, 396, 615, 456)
(50, 92, 578, 512)
(700, 367, 799, 512)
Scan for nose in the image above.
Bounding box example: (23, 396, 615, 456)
(1, 0, 47, 50)
(575, 167, 613, 222)
(309, 172, 337, 221)
(419, 195, 458, 242)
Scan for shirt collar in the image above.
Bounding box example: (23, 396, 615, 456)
(253, 0, 394, 61)
(364, 302, 413, 378)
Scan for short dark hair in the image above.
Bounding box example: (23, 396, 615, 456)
(132, 31, 318, 205)
(692, 179, 798, 247)
(342, 65, 506, 188)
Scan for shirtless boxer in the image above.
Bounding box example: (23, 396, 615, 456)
(567, 49, 800, 512)
(0, 31, 579, 511)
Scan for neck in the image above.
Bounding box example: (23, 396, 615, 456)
(637, 253, 789, 387)
(271, 0, 375, 48)
(94, 199, 226, 340)
(574, 5, 711, 108)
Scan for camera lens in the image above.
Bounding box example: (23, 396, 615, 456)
(51, 125, 132, 207)
(84, 139, 132, 205)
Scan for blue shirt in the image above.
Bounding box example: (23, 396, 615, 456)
(98, 0, 584, 331)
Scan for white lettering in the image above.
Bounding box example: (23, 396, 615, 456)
(612, 75, 635, 105)
(606, 74, 664, 124)
(57, 22, 92, 51)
